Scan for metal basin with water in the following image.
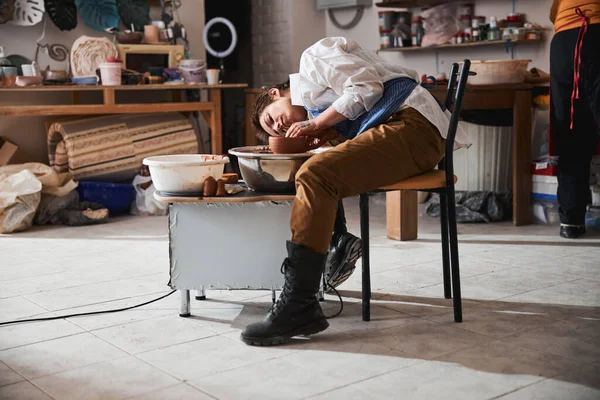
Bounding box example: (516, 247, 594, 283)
(228, 146, 328, 193)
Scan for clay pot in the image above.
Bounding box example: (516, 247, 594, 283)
(268, 136, 319, 154)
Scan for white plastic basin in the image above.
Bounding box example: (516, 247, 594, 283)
(143, 154, 229, 193)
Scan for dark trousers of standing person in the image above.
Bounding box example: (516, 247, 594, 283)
(550, 23, 600, 228)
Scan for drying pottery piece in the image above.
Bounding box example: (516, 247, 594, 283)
(268, 136, 320, 154)
(45, 0, 77, 31)
(75, 0, 119, 31)
(16, 76, 43, 86)
(203, 176, 217, 197)
(215, 179, 227, 197)
(9, 0, 44, 26)
(115, 30, 143, 44)
(5, 54, 31, 75)
(117, 0, 149, 32)
(0, 0, 15, 24)
(70, 35, 118, 77)
(222, 173, 238, 184)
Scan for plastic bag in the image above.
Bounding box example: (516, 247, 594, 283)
(426, 191, 513, 223)
(130, 174, 167, 216)
(0, 170, 42, 233)
(0, 162, 77, 197)
(421, 3, 461, 47)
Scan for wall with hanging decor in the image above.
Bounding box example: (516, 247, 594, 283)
(0, 1, 205, 163)
(325, 0, 553, 76)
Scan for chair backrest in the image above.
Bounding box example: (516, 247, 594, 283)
(439, 60, 472, 187)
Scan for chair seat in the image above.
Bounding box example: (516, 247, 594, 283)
(380, 170, 458, 191)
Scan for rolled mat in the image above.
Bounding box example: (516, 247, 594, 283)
(48, 113, 198, 182)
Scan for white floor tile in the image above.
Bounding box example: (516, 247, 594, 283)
(93, 315, 217, 354)
(23, 274, 171, 311)
(0, 297, 49, 323)
(138, 335, 280, 380)
(0, 318, 84, 351)
(0, 332, 128, 379)
(32, 356, 179, 400)
(127, 383, 214, 400)
(0, 381, 52, 400)
(0, 361, 24, 387)
(345, 360, 513, 400)
(497, 378, 600, 400)
(190, 358, 348, 400)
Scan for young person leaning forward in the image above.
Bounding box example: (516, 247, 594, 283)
(242, 37, 470, 346)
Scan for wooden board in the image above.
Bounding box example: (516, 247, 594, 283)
(378, 39, 542, 53)
(0, 103, 214, 116)
(155, 189, 295, 204)
(0, 83, 248, 92)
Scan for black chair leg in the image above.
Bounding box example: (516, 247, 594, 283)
(359, 193, 371, 322)
(439, 192, 452, 299)
(445, 186, 463, 322)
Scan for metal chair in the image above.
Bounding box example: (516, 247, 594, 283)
(359, 60, 473, 323)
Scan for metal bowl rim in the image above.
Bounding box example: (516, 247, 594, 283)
(228, 146, 330, 160)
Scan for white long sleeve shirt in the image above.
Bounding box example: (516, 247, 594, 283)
(289, 37, 471, 148)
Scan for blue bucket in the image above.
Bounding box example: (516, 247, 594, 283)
(77, 181, 135, 215)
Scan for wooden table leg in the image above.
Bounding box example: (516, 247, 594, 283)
(209, 88, 222, 155)
(386, 190, 418, 241)
(103, 88, 115, 105)
(513, 90, 532, 226)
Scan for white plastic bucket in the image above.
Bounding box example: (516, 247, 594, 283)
(179, 59, 206, 83)
(99, 63, 122, 86)
(143, 154, 229, 193)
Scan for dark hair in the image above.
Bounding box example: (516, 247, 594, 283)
(251, 80, 290, 140)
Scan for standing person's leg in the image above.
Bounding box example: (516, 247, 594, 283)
(551, 27, 597, 238)
(241, 108, 445, 345)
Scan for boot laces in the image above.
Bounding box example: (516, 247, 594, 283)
(269, 258, 294, 315)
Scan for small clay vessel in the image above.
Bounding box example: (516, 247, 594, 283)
(268, 136, 319, 154)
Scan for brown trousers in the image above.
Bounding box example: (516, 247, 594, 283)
(291, 107, 446, 254)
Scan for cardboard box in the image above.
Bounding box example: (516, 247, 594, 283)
(0, 138, 29, 165)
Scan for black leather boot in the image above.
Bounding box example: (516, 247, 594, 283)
(325, 231, 362, 290)
(241, 242, 329, 346)
(325, 201, 362, 290)
(560, 224, 586, 239)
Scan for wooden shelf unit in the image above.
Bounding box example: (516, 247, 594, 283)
(377, 38, 542, 52)
(375, 0, 453, 8)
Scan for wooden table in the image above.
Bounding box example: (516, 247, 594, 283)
(387, 83, 533, 241)
(0, 83, 247, 155)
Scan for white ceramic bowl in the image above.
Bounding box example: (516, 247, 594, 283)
(143, 154, 229, 193)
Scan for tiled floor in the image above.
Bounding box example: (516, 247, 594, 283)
(1, 195, 599, 400)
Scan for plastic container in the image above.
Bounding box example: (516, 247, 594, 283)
(98, 63, 122, 86)
(465, 59, 531, 85)
(586, 205, 600, 231)
(143, 154, 229, 194)
(532, 196, 559, 225)
(380, 30, 394, 49)
(379, 11, 396, 31)
(179, 59, 206, 84)
(532, 175, 558, 198)
(77, 181, 134, 214)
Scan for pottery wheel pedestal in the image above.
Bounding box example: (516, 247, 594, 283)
(155, 188, 306, 317)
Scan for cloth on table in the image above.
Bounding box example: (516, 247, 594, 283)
(47, 113, 199, 182)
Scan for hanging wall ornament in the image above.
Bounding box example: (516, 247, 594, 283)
(75, 0, 119, 32)
(0, 0, 15, 24)
(70, 35, 118, 77)
(9, 0, 44, 26)
(45, 0, 77, 31)
(117, 0, 149, 32)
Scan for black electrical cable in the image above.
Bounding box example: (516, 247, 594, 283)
(325, 284, 344, 319)
(0, 290, 177, 327)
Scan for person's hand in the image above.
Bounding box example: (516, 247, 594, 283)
(286, 120, 319, 138)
